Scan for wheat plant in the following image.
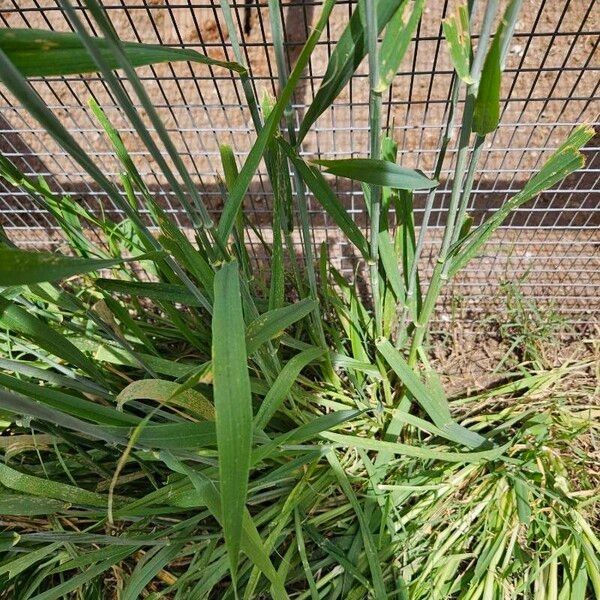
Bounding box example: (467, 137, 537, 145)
(0, 0, 597, 598)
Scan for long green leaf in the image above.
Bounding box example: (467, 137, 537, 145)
(0, 247, 160, 285)
(298, 0, 405, 141)
(0, 296, 103, 380)
(313, 158, 438, 190)
(0, 494, 69, 516)
(378, 0, 425, 91)
(322, 431, 510, 463)
(327, 451, 386, 599)
(0, 462, 107, 507)
(376, 339, 487, 448)
(449, 125, 594, 276)
(0, 28, 244, 77)
(472, 21, 503, 135)
(442, 2, 473, 83)
(96, 278, 203, 307)
(281, 139, 370, 259)
(254, 347, 324, 430)
(117, 379, 215, 421)
(212, 260, 253, 580)
(246, 298, 317, 355)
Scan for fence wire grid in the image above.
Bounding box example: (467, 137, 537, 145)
(0, 0, 598, 323)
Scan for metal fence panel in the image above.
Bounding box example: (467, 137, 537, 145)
(0, 0, 598, 322)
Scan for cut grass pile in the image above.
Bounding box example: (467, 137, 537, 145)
(0, 0, 597, 598)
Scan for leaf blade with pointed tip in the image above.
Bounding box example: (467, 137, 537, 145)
(281, 139, 370, 259)
(0, 248, 160, 286)
(298, 0, 405, 141)
(376, 339, 487, 448)
(245, 298, 317, 355)
(117, 379, 215, 421)
(216, 0, 336, 242)
(0, 296, 104, 380)
(472, 23, 503, 135)
(212, 260, 253, 580)
(313, 158, 438, 190)
(378, 0, 425, 91)
(442, 2, 473, 83)
(449, 125, 594, 276)
(0, 28, 244, 78)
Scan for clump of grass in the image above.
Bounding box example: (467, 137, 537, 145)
(0, 0, 597, 598)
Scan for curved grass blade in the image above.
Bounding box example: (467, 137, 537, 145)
(117, 379, 215, 421)
(212, 259, 253, 581)
(254, 347, 324, 430)
(376, 339, 487, 448)
(0, 247, 161, 286)
(0, 296, 103, 380)
(96, 278, 203, 308)
(298, 0, 405, 142)
(281, 139, 370, 259)
(246, 298, 317, 355)
(449, 125, 594, 277)
(0, 28, 245, 77)
(313, 158, 438, 190)
(327, 451, 386, 599)
(0, 462, 107, 507)
(323, 431, 510, 463)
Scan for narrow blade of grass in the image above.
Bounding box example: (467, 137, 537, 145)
(449, 125, 594, 277)
(0, 462, 107, 507)
(117, 379, 215, 421)
(376, 339, 487, 448)
(327, 451, 386, 599)
(442, 2, 473, 83)
(0, 28, 245, 77)
(378, 0, 424, 91)
(217, 0, 336, 242)
(298, 0, 405, 141)
(281, 139, 370, 259)
(0, 247, 160, 285)
(254, 347, 324, 430)
(96, 279, 203, 307)
(212, 259, 253, 580)
(245, 298, 317, 355)
(323, 432, 510, 463)
(313, 158, 438, 189)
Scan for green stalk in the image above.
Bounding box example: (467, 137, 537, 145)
(408, 0, 499, 363)
(447, 133, 485, 251)
(267, 0, 335, 380)
(396, 75, 461, 347)
(218, 0, 262, 132)
(365, 0, 383, 337)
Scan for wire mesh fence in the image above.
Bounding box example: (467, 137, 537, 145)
(0, 0, 598, 323)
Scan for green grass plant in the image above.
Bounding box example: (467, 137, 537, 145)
(0, 0, 596, 597)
